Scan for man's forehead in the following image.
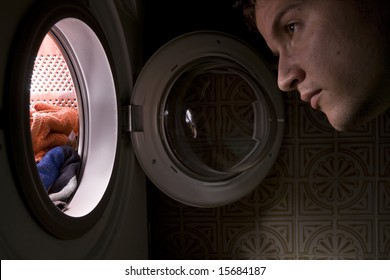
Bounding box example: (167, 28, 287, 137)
(254, 0, 304, 22)
(255, 0, 303, 8)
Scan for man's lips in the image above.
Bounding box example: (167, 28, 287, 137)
(300, 90, 322, 109)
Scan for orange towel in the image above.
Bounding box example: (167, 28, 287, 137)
(30, 102, 79, 162)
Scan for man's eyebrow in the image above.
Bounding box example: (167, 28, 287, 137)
(271, 2, 302, 35)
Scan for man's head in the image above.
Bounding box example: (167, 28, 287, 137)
(238, 0, 390, 131)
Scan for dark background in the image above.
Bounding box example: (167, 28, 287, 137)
(143, 0, 273, 63)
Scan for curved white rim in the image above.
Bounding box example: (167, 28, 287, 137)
(54, 18, 118, 217)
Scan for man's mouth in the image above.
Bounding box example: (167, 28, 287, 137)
(301, 90, 322, 109)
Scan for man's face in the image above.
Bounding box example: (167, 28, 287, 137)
(255, 0, 388, 131)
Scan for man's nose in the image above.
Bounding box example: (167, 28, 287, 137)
(277, 54, 305, 92)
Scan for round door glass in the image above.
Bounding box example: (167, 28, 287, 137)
(130, 31, 284, 206)
(163, 58, 273, 180)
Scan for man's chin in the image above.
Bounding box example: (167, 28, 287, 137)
(326, 114, 372, 132)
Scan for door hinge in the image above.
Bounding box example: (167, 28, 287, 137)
(123, 105, 143, 132)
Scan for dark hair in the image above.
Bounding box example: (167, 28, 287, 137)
(235, 0, 389, 33)
(234, 0, 258, 31)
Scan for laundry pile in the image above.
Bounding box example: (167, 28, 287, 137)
(30, 102, 80, 210)
(37, 146, 80, 210)
(30, 101, 79, 162)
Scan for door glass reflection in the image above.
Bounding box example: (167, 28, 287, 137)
(164, 69, 265, 178)
(29, 33, 81, 210)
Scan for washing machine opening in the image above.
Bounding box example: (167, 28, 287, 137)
(30, 32, 81, 211)
(163, 58, 274, 181)
(28, 18, 118, 218)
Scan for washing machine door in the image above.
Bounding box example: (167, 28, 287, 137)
(130, 31, 284, 207)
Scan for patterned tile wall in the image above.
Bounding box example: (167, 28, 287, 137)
(148, 87, 390, 259)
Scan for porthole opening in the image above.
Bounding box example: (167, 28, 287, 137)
(28, 18, 118, 218)
(30, 32, 81, 211)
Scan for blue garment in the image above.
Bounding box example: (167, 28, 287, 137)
(36, 146, 65, 191)
(49, 146, 80, 194)
(36, 145, 80, 198)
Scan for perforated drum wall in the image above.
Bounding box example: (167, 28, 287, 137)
(30, 34, 77, 109)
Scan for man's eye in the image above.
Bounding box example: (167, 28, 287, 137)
(286, 23, 297, 35)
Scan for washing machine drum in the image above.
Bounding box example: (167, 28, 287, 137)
(130, 31, 284, 207)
